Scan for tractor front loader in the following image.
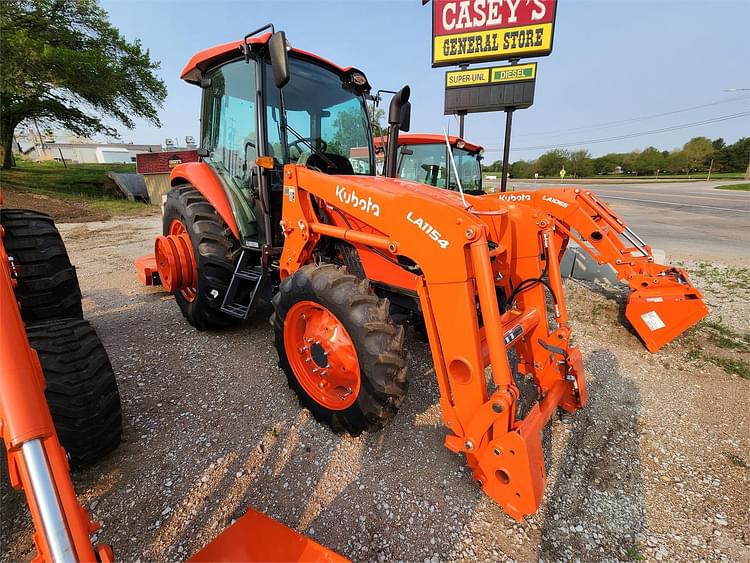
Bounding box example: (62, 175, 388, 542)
(388, 134, 708, 352)
(136, 26, 587, 520)
(499, 188, 708, 352)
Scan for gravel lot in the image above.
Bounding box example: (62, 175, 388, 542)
(2, 215, 748, 561)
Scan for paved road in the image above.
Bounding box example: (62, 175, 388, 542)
(485, 180, 750, 263)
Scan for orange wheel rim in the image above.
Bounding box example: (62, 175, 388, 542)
(168, 219, 197, 302)
(283, 300, 361, 410)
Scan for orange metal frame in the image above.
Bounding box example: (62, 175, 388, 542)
(278, 166, 587, 520)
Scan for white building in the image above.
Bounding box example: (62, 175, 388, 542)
(24, 142, 163, 164)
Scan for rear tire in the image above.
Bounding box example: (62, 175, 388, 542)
(26, 319, 122, 468)
(162, 185, 241, 330)
(274, 264, 408, 435)
(0, 209, 83, 323)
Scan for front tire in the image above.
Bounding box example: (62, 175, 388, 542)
(274, 264, 408, 435)
(26, 319, 122, 468)
(162, 185, 240, 330)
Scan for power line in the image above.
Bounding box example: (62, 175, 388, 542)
(513, 94, 750, 138)
(483, 111, 750, 153)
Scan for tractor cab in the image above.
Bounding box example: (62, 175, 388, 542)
(181, 26, 375, 248)
(376, 134, 484, 194)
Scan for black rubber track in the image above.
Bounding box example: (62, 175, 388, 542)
(162, 184, 241, 330)
(26, 319, 122, 468)
(0, 209, 82, 323)
(274, 264, 408, 435)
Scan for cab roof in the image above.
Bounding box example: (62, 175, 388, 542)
(180, 33, 355, 85)
(375, 134, 484, 154)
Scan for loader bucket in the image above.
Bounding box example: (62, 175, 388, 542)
(189, 507, 348, 562)
(625, 273, 708, 353)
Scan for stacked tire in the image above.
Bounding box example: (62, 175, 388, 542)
(1, 209, 122, 468)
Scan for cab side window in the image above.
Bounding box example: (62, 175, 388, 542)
(201, 61, 258, 188)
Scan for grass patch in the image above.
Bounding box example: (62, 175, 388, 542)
(0, 160, 153, 220)
(707, 356, 750, 380)
(683, 319, 750, 380)
(0, 159, 134, 199)
(701, 319, 750, 351)
(689, 262, 750, 291)
(725, 453, 749, 469)
(625, 545, 644, 561)
(716, 183, 750, 191)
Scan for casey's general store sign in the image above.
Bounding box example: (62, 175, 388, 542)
(431, 0, 557, 67)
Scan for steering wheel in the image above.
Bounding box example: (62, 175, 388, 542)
(288, 137, 327, 159)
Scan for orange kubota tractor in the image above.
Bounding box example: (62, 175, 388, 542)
(137, 25, 589, 521)
(1, 205, 346, 561)
(383, 133, 708, 352)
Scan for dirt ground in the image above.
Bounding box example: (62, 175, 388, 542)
(1, 214, 748, 562)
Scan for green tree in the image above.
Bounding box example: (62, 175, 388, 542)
(0, 0, 166, 168)
(510, 160, 534, 178)
(714, 137, 749, 172)
(666, 150, 688, 174)
(568, 150, 593, 177)
(593, 153, 621, 175)
(537, 149, 570, 177)
(367, 104, 387, 138)
(682, 136, 714, 173)
(634, 146, 665, 175)
(329, 107, 370, 156)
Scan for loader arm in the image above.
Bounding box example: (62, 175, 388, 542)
(279, 165, 588, 520)
(496, 188, 708, 352)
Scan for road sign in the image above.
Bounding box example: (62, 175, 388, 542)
(431, 0, 557, 67)
(446, 63, 536, 88)
(444, 63, 536, 114)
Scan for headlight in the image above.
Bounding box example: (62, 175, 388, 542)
(351, 72, 367, 86)
(456, 141, 465, 149)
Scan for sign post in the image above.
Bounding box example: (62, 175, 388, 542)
(431, 0, 558, 191)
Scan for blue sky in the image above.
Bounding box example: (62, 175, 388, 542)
(101, 0, 750, 162)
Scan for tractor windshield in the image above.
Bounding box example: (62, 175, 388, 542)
(398, 143, 483, 194)
(265, 57, 374, 175)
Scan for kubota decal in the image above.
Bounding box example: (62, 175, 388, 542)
(499, 193, 531, 202)
(541, 195, 569, 208)
(406, 211, 449, 249)
(335, 185, 381, 217)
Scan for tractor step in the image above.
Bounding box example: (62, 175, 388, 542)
(220, 250, 264, 319)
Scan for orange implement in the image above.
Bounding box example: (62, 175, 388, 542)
(499, 187, 708, 351)
(189, 508, 348, 562)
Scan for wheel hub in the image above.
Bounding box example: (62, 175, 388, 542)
(155, 220, 197, 301)
(284, 301, 361, 410)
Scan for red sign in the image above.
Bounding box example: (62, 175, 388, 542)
(432, 0, 557, 67)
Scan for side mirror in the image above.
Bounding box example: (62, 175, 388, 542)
(388, 85, 410, 125)
(384, 85, 411, 178)
(399, 102, 411, 132)
(269, 31, 289, 88)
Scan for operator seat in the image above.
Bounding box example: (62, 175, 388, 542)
(306, 153, 354, 175)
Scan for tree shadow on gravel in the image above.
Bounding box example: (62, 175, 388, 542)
(540, 349, 645, 561)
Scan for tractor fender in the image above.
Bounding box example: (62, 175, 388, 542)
(169, 162, 240, 239)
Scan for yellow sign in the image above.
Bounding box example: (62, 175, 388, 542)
(433, 23, 553, 66)
(446, 63, 537, 89)
(445, 68, 490, 88)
